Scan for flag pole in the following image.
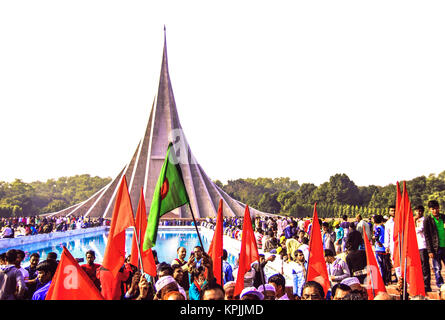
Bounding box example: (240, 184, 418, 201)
(221, 252, 224, 286)
(220, 213, 224, 286)
(402, 255, 407, 300)
(169, 141, 204, 250)
(188, 203, 205, 250)
(133, 226, 145, 273)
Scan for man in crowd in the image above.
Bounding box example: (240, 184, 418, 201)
(333, 220, 344, 254)
(301, 281, 325, 300)
(414, 205, 432, 292)
(24, 252, 40, 299)
(15, 250, 29, 283)
(340, 215, 350, 252)
(172, 264, 188, 299)
(80, 250, 101, 290)
(252, 253, 275, 288)
(32, 259, 58, 300)
(201, 282, 225, 300)
(423, 200, 445, 290)
(222, 249, 234, 284)
(289, 249, 307, 297)
(324, 248, 350, 286)
(223, 281, 237, 300)
(321, 222, 336, 253)
(258, 283, 276, 300)
(0, 249, 26, 299)
(331, 283, 351, 300)
(171, 246, 190, 291)
(373, 214, 391, 285)
(356, 215, 372, 248)
(384, 205, 396, 280)
(268, 273, 289, 300)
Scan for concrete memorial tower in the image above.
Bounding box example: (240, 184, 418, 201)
(48, 30, 267, 220)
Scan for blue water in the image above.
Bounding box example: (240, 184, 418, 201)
(10, 229, 237, 268)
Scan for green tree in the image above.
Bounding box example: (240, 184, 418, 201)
(258, 192, 281, 214)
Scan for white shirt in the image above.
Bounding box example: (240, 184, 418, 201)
(415, 216, 426, 250)
(18, 267, 29, 282)
(384, 217, 394, 255)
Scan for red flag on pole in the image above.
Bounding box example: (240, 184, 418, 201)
(362, 225, 387, 299)
(102, 175, 135, 278)
(46, 247, 104, 300)
(234, 205, 260, 297)
(208, 199, 224, 286)
(306, 203, 330, 296)
(130, 188, 157, 277)
(400, 185, 426, 297)
(393, 181, 403, 268)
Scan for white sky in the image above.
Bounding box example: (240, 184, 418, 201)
(0, 0, 444, 187)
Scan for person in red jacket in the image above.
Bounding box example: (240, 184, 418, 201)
(80, 250, 101, 290)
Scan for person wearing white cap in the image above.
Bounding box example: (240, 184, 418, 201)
(340, 276, 361, 289)
(240, 286, 264, 300)
(223, 281, 237, 300)
(340, 276, 367, 300)
(154, 275, 179, 300)
(257, 283, 276, 300)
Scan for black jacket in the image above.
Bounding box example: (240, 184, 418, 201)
(423, 213, 445, 255)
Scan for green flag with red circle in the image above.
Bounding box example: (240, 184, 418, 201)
(143, 142, 190, 250)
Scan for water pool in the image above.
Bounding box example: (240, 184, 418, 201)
(9, 228, 237, 268)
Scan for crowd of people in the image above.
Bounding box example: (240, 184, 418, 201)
(199, 199, 445, 300)
(0, 216, 108, 238)
(0, 199, 444, 300)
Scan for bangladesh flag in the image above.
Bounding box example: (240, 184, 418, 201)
(143, 143, 189, 250)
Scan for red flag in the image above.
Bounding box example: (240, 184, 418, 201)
(208, 199, 224, 286)
(234, 205, 260, 297)
(46, 247, 104, 300)
(102, 175, 135, 278)
(306, 203, 330, 296)
(400, 185, 426, 297)
(362, 226, 387, 299)
(393, 181, 404, 268)
(130, 188, 157, 277)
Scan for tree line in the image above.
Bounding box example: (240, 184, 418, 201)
(215, 171, 445, 218)
(0, 175, 111, 217)
(1, 171, 444, 219)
